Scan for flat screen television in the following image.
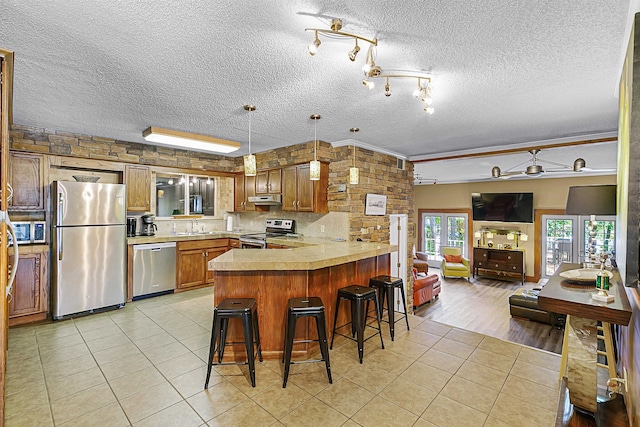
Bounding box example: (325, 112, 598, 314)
(471, 192, 534, 223)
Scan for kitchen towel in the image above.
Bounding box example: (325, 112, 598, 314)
(226, 216, 233, 232)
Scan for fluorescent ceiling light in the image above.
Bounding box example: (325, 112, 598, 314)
(142, 126, 240, 154)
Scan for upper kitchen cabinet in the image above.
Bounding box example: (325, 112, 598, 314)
(9, 152, 45, 211)
(256, 169, 282, 194)
(234, 173, 259, 211)
(125, 165, 151, 212)
(282, 163, 328, 213)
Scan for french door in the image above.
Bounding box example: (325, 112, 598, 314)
(542, 215, 616, 276)
(421, 212, 468, 267)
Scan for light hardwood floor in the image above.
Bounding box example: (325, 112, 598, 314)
(413, 269, 563, 354)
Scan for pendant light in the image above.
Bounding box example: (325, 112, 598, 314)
(349, 127, 359, 185)
(243, 105, 257, 176)
(309, 114, 321, 180)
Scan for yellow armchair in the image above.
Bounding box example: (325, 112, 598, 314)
(440, 246, 470, 279)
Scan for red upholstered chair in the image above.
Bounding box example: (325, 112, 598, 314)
(413, 251, 430, 274)
(412, 268, 441, 309)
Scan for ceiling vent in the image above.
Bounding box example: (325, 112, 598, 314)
(397, 158, 406, 170)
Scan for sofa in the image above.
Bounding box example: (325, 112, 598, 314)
(440, 246, 470, 279)
(508, 288, 563, 325)
(412, 268, 441, 309)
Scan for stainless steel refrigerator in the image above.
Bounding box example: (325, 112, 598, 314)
(52, 181, 127, 319)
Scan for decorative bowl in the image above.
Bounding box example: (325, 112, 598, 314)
(72, 175, 100, 183)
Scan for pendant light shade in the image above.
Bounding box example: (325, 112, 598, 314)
(349, 128, 359, 184)
(310, 114, 321, 181)
(243, 105, 257, 176)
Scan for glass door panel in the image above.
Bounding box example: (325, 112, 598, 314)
(542, 216, 577, 276)
(422, 215, 441, 267)
(421, 213, 467, 267)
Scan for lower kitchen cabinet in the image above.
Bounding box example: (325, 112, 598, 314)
(8, 245, 49, 326)
(176, 239, 229, 289)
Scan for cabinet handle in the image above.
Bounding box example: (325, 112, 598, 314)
(495, 264, 499, 267)
(508, 255, 511, 260)
(293, 201, 296, 208)
(203, 252, 206, 257)
(513, 266, 517, 270)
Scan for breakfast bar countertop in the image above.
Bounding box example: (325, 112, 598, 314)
(209, 239, 398, 271)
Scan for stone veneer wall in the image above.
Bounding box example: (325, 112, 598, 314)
(10, 124, 417, 308)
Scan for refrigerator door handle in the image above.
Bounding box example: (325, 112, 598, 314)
(58, 227, 63, 260)
(57, 191, 64, 227)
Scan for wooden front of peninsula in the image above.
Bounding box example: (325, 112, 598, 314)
(208, 241, 397, 359)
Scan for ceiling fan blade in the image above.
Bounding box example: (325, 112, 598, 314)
(498, 171, 525, 179)
(579, 167, 616, 173)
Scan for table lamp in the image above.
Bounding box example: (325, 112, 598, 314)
(565, 184, 616, 265)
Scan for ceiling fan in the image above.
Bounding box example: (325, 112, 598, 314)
(490, 149, 615, 179)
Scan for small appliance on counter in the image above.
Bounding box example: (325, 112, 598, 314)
(140, 214, 157, 236)
(127, 217, 137, 237)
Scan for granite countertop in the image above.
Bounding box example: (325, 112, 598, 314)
(127, 231, 245, 245)
(209, 239, 398, 271)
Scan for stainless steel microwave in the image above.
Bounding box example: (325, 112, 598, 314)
(10, 221, 46, 245)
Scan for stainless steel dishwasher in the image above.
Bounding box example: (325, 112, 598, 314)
(132, 242, 176, 299)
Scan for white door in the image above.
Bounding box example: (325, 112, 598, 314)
(420, 212, 468, 267)
(390, 214, 408, 313)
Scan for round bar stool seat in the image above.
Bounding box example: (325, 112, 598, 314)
(369, 275, 410, 341)
(282, 297, 332, 388)
(330, 285, 385, 363)
(205, 298, 262, 389)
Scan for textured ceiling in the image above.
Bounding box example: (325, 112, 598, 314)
(0, 1, 630, 182)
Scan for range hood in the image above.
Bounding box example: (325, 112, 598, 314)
(248, 195, 282, 205)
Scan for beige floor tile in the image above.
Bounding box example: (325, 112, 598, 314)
(5, 385, 50, 420)
(155, 352, 205, 379)
(35, 321, 79, 338)
(483, 416, 515, 427)
(279, 397, 348, 427)
(57, 402, 129, 427)
(119, 381, 183, 423)
(500, 375, 559, 413)
(47, 366, 106, 401)
(352, 395, 418, 427)
(517, 347, 561, 371)
(384, 336, 429, 360)
(412, 418, 438, 427)
(379, 377, 438, 416)
(142, 341, 190, 364)
(456, 360, 509, 391)
(166, 323, 208, 341)
(79, 323, 122, 342)
(421, 394, 488, 427)
(509, 359, 560, 390)
(180, 331, 211, 351)
(418, 348, 466, 374)
(365, 347, 414, 375)
(478, 336, 522, 359)
(6, 368, 45, 397)
(109, 366, 167, 399)
(445, 328, 484, 347)
(431, 337, 476, 359)
(342, 361, 398, 394)
(124, 323, 166, 340)
(315, 377, 375, 417)
(440, 375, 499, 414)
(414, 320, 452, 336)
(287, 363, 334, 396)
(324, 347, 363, 377)
(208, 400, 277, 427)
(6, 353, 41, 377)
(116, 318, 158, 333)
(468, 348, 516, 373)
(132, 331, 178, 352)
(74, 315, 116, 333)
(86, 331, 132, 353)
(5, 401, 53, 427)
(173, 365, 220, 398)
(402, 329, 443, 348)
(37, 332, 85, 354)
(43, 353, 98, 381)
(187, 381, 249, 421)
(40, 342, 91, 366)
(489, 393, 556, 427)
(99, 352, 153, 381)
(50, 383, 117, 425)
(252, 382, 313, 419)
(225, 363, 282, 397)
(133, 400, 204, 427)
(93, 342, 142, 365)
(399, 361, 452, 393)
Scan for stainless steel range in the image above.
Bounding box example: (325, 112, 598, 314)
(239, 219, 295, 249)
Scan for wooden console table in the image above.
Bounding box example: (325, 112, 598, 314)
(538, 263, 632, 414)
(472, 247, 525, 284)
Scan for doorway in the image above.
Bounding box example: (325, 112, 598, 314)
(420, 212, 468, 268)
(390, 214, 408, 313)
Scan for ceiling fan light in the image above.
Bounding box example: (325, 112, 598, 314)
(573, 158, 586, 172)
(491, 166, 501, 178)
(526, 164, 543, 176)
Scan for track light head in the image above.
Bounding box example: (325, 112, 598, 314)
(308, 31, 321, 56)
(362, 79, 375, 89)
(348, 41, 360, 61)
(424, 106, 434, 114)
(384, 79, 391, 97)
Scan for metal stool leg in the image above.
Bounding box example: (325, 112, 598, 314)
(253, 308, 263, 362)
(372, 293, 385, 350)
(330, 294, 341, 350)
(242, 312, 257, 387)
(282, 310, 297, 388)
(384, 285, 396, 340)
(353, 297, 366, 363)
(398, 283, 410, 332)
(316, 310, 332, 384)
(205, 310, 220, 389)
(218, 317, 229, 363)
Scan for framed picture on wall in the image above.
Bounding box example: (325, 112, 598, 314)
(365, 194, 387, 215)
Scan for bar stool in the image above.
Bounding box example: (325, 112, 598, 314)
(330, 285, 385, 363)
(282, 297, 332, 388)
(204, 298, 262, 389)
(369, 275, 410, 341)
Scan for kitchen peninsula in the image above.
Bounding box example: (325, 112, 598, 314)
(208, 238, 398, 359)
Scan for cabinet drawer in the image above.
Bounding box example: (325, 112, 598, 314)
(228, 239, 240, 248)
(178, 238, 228, 251)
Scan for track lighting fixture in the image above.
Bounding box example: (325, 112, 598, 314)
(309, 114, 321, 181)
(243, 105, 257, 176)
(384, 77, 391, 97)
(362, 79, 375, 89)
(306, 19, 377, 61)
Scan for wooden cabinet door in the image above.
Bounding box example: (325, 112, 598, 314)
(8, 251, 46, 317)
(255, 171, 268, 194)
(177, 249, 206, 289)
(205, 248, 228, 284)
(234, 174, 245, 211)
(244, 175, 256, 211)
(282, 166, 297, 212)
(9, 152, 44, 210)
(267, 169, 281, 194)
(296, 164, 314, 212)
(125, 165, 151, 212)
